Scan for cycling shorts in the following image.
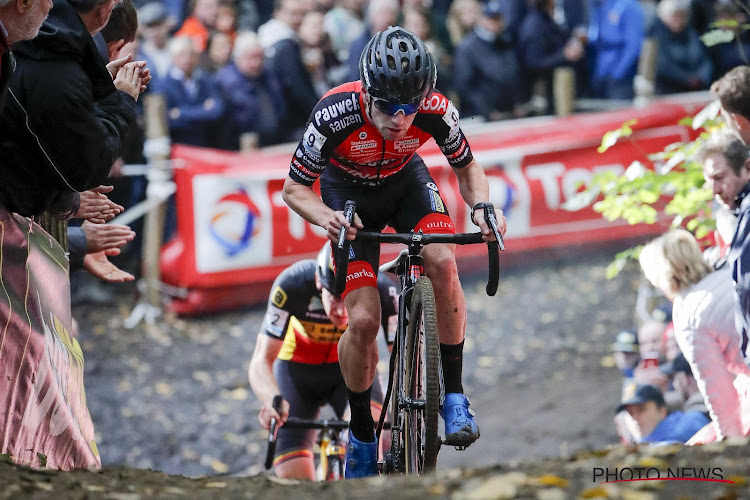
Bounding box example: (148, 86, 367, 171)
(273, 360, 384, 466)
(320, 154, 455, 297)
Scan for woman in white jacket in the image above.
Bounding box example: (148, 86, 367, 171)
(640, 229, 750, 440)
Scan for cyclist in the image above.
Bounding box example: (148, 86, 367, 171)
(282, 26, 508, 477)
(248, 242, 398, 480)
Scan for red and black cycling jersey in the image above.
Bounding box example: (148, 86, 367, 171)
(260, 259, 399, 364)
(289, 81, 474, 186)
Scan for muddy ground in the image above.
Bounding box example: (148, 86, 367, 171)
(71, 247, 639, 478)
(7, 246, 750, 498)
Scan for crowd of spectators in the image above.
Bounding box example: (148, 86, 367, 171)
(610, 71, 750, 445)
(110, 0, 750, 154)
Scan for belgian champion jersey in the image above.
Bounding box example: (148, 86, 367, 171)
(260, 259, 399, 364)
(289, 81, 474, 186)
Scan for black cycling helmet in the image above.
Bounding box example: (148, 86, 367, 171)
(315, 241, 336, 294)
(359, 26, 437, 105)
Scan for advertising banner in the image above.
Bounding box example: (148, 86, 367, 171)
(0, 209, 100, 470)
(162, 95, 709, 314)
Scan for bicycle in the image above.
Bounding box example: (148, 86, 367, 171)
(333, 200, 502, 475)
(265, 395, 350, 481)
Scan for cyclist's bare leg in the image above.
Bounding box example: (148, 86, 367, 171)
(422, 243, 480, 446)
(275, 456, 316, 480)
(338, 286, 382, 443)
(422, 243, 467, 346)
(338, 286, 382, 392)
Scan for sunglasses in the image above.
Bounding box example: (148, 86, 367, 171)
(372, 98, 422, 116)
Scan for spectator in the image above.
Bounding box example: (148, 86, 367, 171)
(216, 0, 237, 40)
(258, 0, 316, 141)
(709, 4, 750, 81)
(632, 320, 670, 392)
(698, 129, 750, 354)
(0, 0, 143, 470)
(0, 0, 143, 219)
(154, 36, 225, 148)
(712, 66, 750, 144)
(100, 0, 138, 62)
(68, 221, 136, 282)
(402, 0, 454, 56)
(639, 229, 750, 439)
(662, 352, 710, 418)
(215, 31, 286, 148)
(588, 0, 645, 99)
(403, 5, 453, 94)
(518, 0, 585, 114)
(175, 0, 219, 52)
(453, 0, 525, 120)
(200, 31, 233, 74)
(613, 329, 640, 383)
(0, 0, 53, 110)
(445, 0, 481, 48)
(137, 2, 171, 81)
(346, 0, 398, 81)
(618, 383, 710, 443)
(322, 0, 365, 63)
(299, 11, 344, 95)
(612, 329, 641, 443)
(652, 0, 712, 94)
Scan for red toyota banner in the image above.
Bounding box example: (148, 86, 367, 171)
(161, 93, 710, 314)
(0, 208, 100, 470)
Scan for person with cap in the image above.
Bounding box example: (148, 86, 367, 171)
(138, 2, 172, 82)
(453, 0, 525, 120)
(248, 242, 398, 480)
(612, 329, 640, 382)
(618, 383, 709, 443)
(611, 329, 640, 444)
(282, 26, 507, 478)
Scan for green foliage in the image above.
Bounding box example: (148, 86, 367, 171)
(37, 452, 47, 468)
(564, 103, 725, 277)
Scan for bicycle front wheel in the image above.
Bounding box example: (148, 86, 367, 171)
(403, 276, 441, 474)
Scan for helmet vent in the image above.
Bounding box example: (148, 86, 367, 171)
(401, 57, 410, 73)
(414, 55, 422, 71)
(387, 54, 396, 71)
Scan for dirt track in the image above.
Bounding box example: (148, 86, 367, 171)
(71, 247, 640, 478)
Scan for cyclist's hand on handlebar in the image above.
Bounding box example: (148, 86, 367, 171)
(326, 210, 363, 242)
(472, 206, 508, 242)
(259, 397, 290, 431)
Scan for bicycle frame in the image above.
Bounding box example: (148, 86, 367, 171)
(332, 199, 503, 475)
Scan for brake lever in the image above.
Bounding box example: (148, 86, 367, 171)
(484, 206, 505, 251)
(338, 200, 356, 250)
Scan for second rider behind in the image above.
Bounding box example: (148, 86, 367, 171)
(282, 26, 508, 477)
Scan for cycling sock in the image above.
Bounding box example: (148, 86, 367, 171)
(440, 341, 464, 394)
(347, 386, 375, 442)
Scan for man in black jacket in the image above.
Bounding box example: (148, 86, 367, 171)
(0, 0, 144, 218)
(0, 0, 53, 110)
(258, 0, 317, 141)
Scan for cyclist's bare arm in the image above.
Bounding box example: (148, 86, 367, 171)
(452, 159, 508, 241)
(282, 177, 363, 242)
(248, 334, 290, 430)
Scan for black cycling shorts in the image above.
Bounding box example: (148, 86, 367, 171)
(272, 360, 384, 466)
(320, 154, 455, 295)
